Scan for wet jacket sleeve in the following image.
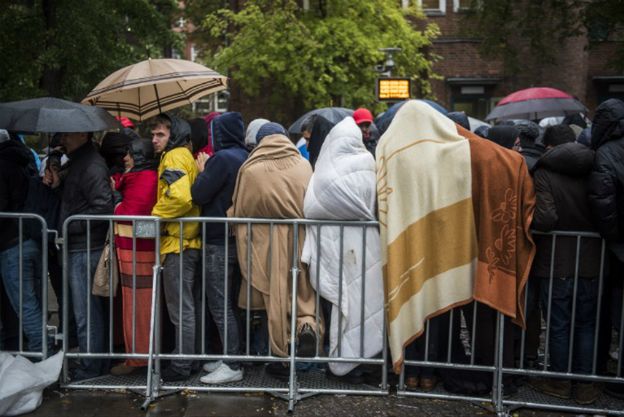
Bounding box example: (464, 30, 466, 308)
(532, 169, 557, 232)
(67, 163, 114, 235)
(191, 155, 227, 206)
(152, 154, 194, 219)
(589, 148, 618, 240)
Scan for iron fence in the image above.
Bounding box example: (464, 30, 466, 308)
(2, 212, 624, 415)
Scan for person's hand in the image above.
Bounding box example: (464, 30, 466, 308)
(196, 152, 210, 172)
(43, 167, 60, 189)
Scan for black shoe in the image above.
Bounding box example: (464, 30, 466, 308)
(265, 363, 290, 381)
(160, 367, 189, 382)
(604, 382, 624, 400)
(297, 324, 317, 357)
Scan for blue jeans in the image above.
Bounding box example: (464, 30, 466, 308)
(204, 244, 240, 369)
(0, 239, 44, 352)
(540, 276, 598, 374)
(68, 249, 106, 379)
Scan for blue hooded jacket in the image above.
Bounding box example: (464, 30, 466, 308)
(191, 112, 248, 244)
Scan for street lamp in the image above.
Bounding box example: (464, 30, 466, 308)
(376, 47, 402, 77)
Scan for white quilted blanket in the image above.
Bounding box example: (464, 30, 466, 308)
(301, 117, 384, 376)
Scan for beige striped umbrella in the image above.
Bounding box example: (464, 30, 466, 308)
(82, 58, 228, 121)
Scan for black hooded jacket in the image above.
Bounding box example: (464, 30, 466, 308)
(588, 99, 624, 256)
(307, 115, 335, 169)
(0, 140, 33, 251)
(59, 141, 113, 252)
(163, 113, 192, 152)
(532, 142, 602, 277)
(191, 112, 248, 244)
(129, 138, 158, 172)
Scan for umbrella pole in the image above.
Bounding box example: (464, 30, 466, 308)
(153, 85, 162, 115)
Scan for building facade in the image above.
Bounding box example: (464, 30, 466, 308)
(409, 0, 624, 119)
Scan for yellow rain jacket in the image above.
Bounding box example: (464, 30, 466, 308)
(152, 146, 201, 254)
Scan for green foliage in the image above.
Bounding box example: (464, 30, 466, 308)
(0, 0, 180, 102)
(196, 0, 439, 116)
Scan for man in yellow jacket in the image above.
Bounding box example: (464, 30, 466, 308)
(151, 113, 201, 382)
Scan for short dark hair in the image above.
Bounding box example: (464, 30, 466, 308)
(543, 124, 576, 148)
(149, 114, 171, 131)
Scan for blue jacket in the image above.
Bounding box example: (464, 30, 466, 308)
(191, 112, 249, 244)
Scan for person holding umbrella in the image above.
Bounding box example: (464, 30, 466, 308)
(150, 113, 201, 382)
(58, 131, 114, 380)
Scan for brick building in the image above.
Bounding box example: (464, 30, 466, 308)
(411, 0, 624, 119)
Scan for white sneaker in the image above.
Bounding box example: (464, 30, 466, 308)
(202, 360, 223, 373)
(200, 363, 243, 384)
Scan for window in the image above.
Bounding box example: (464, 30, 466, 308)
(453, 0, 471, 12)
(402, 1, 446, 15)
(417, 0, 446, 15)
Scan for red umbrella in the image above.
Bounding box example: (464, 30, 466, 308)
(486, 87, 587, 122)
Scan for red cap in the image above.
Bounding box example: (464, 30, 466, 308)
(353, 108, 373, 125)
(116, 116, 135, 129)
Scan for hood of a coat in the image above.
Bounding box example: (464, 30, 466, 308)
(486, 126, 519, 149)
(129, 138, 157, 172)
(0, 139, 32, 166)
(307, 115, 336, 169)
(212, 112, 245, 152)
(162, 113, 191, 151)
(591, 98, 624, 150)
(536, 142, 594, 176)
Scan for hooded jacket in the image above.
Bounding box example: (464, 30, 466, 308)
(59, 141, 114, 252)
(588, 99, 624, 260)
(307, 115, 335, 169)
(151, 113, 201, 254)
(191, 112, 248, 244)
(0, 140, 33, 251)
(532, 142, 602, 278)
(486, 126, 519, 149)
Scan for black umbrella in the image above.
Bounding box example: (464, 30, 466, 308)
(0, 97, 121, 133)
(288, 107, 353, 135)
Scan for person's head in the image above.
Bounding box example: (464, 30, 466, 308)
(60, 132, 91, 154)
(514, 120, 540, 149)
(100, 131, 134, 170)
(485, 126, 519, 149)
(353, 108, 374, 140)
(543, 124, 576, 149)
(245, 118, 270, 150)
(256, 122, 287, 144)
(212, 112, 245, 151)
(188, 117, 209, 154)
(301, 116, 316, 141)
(446, 111, 470, 131)
(150, 114, 172, 154)
(125, 138, 156, 172)
(150, 113, 191, 154)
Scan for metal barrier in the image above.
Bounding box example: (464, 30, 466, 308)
(4, 212, 624, 415)
(59, 215, 387, 411)
(0, 212, 51, 359)
(397, 230, 624, 416)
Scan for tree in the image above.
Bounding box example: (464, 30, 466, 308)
(0, 0, 181, 102)
(193, 0, 439, 120)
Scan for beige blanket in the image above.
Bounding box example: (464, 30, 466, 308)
(228, 133, 322, 357)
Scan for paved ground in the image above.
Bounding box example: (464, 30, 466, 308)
(26, 387, 593, 417)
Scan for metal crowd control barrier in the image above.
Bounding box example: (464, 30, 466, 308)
(59, 215, 387, 411)
(397, 230, 624, 416)
(0, 212, 51, 360)
(5, 213, 616, 414)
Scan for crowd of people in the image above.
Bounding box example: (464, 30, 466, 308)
(1, 98, 624, 405)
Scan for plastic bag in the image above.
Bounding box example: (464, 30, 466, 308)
(0, 351, 64, 416)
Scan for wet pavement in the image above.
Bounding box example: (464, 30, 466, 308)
(26, 388, 586, 417)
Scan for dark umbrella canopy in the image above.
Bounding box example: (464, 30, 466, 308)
(0, 97, 120, 133)
(288, 107, 353, 135)
(486, 87, 587, 122)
